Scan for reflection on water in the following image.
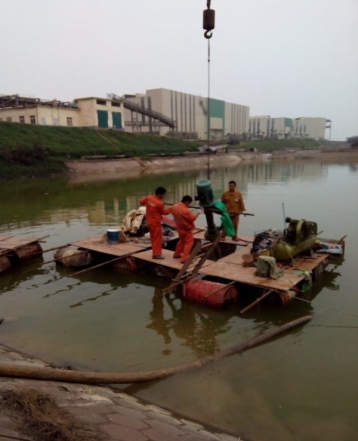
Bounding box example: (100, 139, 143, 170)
(0, 159, 357, 441)
(147, 288, 233, 357)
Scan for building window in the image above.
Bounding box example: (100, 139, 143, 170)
(6, 117, 12, 122)
(96, 99, 106, 105)
(111, 102, 120, 107)
(30, 115, 36, 125)
(53, 118, 59, 126)
(19, 116, 25, 124)
(40, 117, 46, 125)
(67, 117, 73, 126)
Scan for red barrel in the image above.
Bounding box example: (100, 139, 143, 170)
(15, 242, 43, 261)
(273, 289, 296, 306)
(0, 255, 12, 274)
(183, 279, 238, 309)
(113, 257, 138, 274)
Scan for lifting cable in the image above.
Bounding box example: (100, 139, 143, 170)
(203, 0, 215, 178)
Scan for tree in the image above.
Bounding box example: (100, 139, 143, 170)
(347, 136, 358, 147)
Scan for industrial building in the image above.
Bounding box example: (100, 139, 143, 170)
(249, 115, 331, 141)
(122, 88, 250, 141)
(0, 94, 125, 129)
(1, 92, 330, 142)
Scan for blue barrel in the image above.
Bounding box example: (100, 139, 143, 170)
(107, 229, 119, 244)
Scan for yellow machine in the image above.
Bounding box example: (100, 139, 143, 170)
(272, 217, 318, 261)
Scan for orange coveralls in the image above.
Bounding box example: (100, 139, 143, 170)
(221, 190, 246, 238)
(171, 202, 197, 263)
(139, 195, 171, 257)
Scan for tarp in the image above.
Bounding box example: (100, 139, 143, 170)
(212, 200, 235, 237)
(198, 145, 218, 154)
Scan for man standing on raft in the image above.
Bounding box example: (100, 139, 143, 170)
(172, 195, 200, 263)
(139, 187, 172, 259)
(221, 180, 246, 242)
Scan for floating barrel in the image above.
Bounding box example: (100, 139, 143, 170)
(183, 279, 238, 309)
(15, 242, 43, 261)
(54, 247, 94, 268)
(269, 289, 296, 306)
(113, 257, 138, 274)
(0, 255, 12, 274)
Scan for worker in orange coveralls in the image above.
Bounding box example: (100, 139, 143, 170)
(172, 195, 200, 264)
(139, 187, 172, 259)
(221, 180, 246, 241)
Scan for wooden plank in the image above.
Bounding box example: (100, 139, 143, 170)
(162, 242, 203, 294)
(70, 235, 150, 257)
(189, 236, 221, 276)
(193, 230, 254, 244)
(0, 236, 45, 255)
(285, 253, 331, 272)
(134, 248, 188, 268)
(133, 248, 214, 271)
(198, 260, 304, 290)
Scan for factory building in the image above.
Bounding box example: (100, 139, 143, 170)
(249, 115, 330, 141)
(0, 95, 124, 129)
(123, 88, 250, 141)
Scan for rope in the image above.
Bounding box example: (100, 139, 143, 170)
(292, 295, 358, 319)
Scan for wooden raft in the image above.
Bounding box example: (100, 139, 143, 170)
(0, 235, 44, 256)
(198, 244, 330, 291)
(70, 234, 153, 257)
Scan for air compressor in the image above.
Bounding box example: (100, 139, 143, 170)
(272, 217, 318, 261)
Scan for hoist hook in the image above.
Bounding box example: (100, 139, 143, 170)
(204, 30, 213, 39)
(203, 0, 215, 39)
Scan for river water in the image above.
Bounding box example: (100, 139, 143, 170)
(0, 159, 357, 441)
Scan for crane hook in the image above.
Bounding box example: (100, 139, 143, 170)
(204, 29, 213, 39)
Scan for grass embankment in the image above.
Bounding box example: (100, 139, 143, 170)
(230, 138, 320, 152)
(0, 122, 321, 179)
(0, 122, 202, 179)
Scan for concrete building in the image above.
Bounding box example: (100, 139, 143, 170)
(74, 96, 123, 128)
(249, 115, 330, 140)
(0, 94, 124, 129)
(249, 116, 294, 140)
(123, 88, 250, 141)
(293, 117, 329, 140)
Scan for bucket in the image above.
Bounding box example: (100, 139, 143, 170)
(183, 278, 238, 309)
(107, 229, 119, 244)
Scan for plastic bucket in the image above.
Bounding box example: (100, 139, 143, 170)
(183, 278, 238, 309)
(107, 229, 119, 244)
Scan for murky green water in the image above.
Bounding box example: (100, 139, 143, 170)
(0, 160, 357, 440)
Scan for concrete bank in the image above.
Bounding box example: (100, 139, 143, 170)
(272, 148, 358, 160)
(65, 149, 358, 176)
(64, 152, 260, 175)
(0, 345, 243, 441)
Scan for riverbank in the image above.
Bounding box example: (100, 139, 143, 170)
(2, 121, 353, 180)
(65, 148, 358, 176)
(0, 344, 242, 441)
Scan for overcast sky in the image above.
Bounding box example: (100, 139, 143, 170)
(1, 0, 357, 140)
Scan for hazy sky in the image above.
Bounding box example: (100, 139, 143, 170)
(2, 0, 357, 140)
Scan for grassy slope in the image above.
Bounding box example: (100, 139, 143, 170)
(230, 138, 320, 152)
(0, 122, 202, 179)
(0, 122, 320, 179)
